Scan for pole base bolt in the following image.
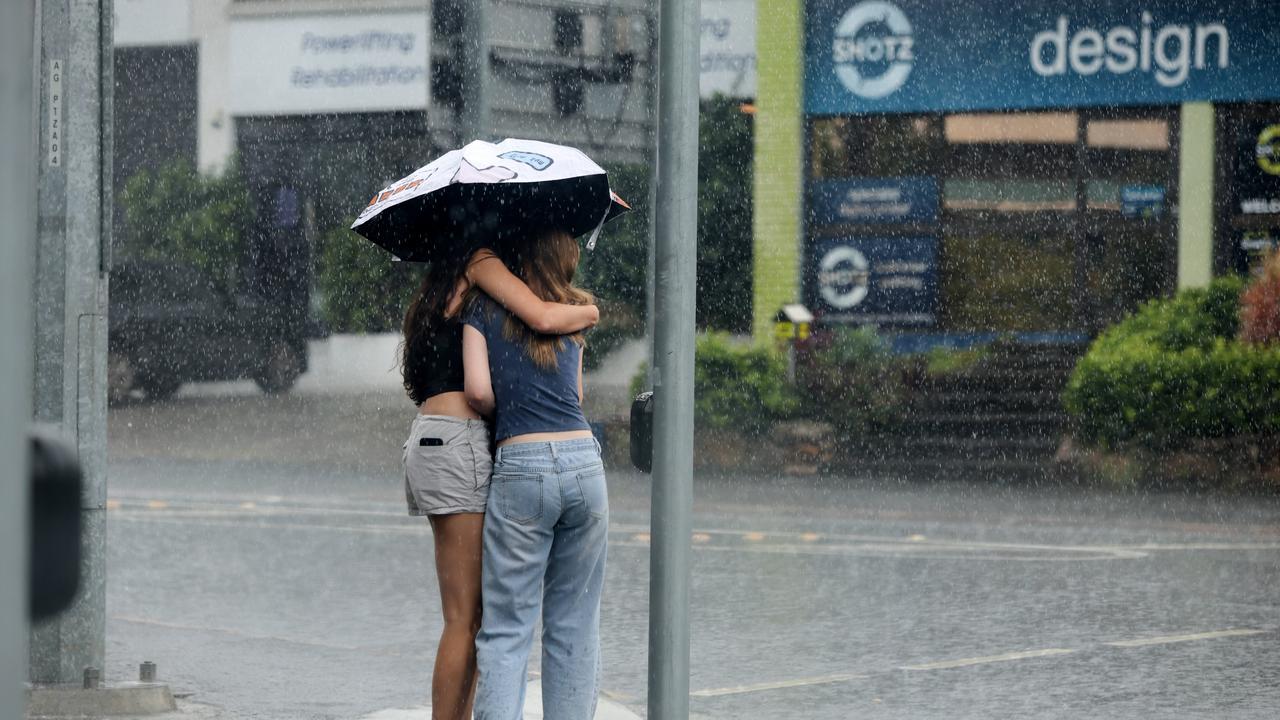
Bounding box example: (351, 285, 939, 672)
(83, 667, 101, 689)
(140, 661, 157, 683)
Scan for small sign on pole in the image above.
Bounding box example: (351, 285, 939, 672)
(47, 59, 62, 167)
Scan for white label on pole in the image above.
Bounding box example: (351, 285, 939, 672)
(228, 12, 430, 116)
(48, 59, 63, 167)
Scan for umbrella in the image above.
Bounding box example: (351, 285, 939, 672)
(351, 138, 631, 262)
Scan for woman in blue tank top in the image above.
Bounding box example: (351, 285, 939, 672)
(400, 246, 598, 720)
(462, 230, 608, 720)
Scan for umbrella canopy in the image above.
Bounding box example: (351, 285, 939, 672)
(351, 138, 631, 262)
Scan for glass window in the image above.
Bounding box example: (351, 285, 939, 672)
(945, 112, 1077, 144)
(1086, 118, 1170, 150)
(809, 115, 938, 179)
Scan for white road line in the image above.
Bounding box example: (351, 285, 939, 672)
(899, 648, 1077, 671)
(690, 673, 867, 698)
(111, 615, 360, 651)
(1104, 629, 1268, 648)
(111, 515, 428, 536)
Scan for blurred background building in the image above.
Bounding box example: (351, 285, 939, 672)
(756, 0, 1280, 342)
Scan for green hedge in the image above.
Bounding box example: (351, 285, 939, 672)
(315, 223, 419, 334)
(799, 327, 907, 437)
(630, 333, 798, 434)
(118, 158, 252, 294)
(1064, 277, 1280, 448)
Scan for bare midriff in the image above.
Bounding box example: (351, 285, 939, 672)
(498, 429, 594, 448)
(418, 391, 481, 420)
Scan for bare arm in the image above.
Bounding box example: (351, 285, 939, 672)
(462, 325, 495, 417)
(467, 250, 599, 334)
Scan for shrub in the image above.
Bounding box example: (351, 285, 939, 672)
(118, 158, 252, 294)
(1065, 277, 1280, 449)
(694, 333, 799, 433)
(1241, 250, 1280, 345)
(315, 222, 419, 333)
(799, 327, 907, 437)
(629, 333, 799, 434)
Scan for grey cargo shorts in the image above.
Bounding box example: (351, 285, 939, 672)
(402, 415, 493, 516)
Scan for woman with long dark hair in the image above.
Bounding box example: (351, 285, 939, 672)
(462, 230, 608, 720)
(401, 246, 597, 720)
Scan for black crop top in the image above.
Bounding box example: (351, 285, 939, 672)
(403, 318, 465, 405)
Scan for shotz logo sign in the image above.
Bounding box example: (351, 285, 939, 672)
(831, 1, 915, 99)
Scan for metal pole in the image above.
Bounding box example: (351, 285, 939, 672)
(647, 0, 698, 715)
(458, 0, 490, 142)
(28, 0, 111, 685)
(644, 5, 659, 363)
(2, 0, 38, 711)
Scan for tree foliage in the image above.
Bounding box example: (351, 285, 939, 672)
(316, 223, 419, 334)
(118, 158, 253, 293)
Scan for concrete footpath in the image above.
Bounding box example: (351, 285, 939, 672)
(75, 681, 643, 720)
(360, 681, 643, 719)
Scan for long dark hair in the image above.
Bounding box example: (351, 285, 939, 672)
(400, 251, 472, 404)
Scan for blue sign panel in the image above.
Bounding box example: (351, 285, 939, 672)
(807, 237, 937, 325)
(1120, 185, 1165, 218)
(806, 0, 1280, 114)
(809, 177, 939, 225)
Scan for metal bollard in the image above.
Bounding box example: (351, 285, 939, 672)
(139, 661, 156, 683)
(83, 667, 101, 689)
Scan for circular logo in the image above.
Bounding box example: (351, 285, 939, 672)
(1256, 124, 1280, 176)
(831, 1, 915, 99)
(818, 246, 870, 309)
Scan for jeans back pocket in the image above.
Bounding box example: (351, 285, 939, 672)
(495, 473, 543, 524)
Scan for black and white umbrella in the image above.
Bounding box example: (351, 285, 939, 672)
(351, 138, 630, 262)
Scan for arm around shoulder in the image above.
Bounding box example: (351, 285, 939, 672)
(467, 250, 599, 334)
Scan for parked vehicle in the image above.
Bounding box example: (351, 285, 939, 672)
(108, 260, 308, 402)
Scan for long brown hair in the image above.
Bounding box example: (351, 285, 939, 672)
(400, 252, 471, 404)
(495, 229, 593, 370)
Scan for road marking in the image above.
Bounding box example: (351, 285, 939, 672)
(800, 532, 821, 542)
(1104, 629, 1267, 648)
(743, 532, 765, 542)
(105, 499, 121, 510)
(692, 533, 711, 543)
(112, 515, 428, 537)
(112, 615, 360, 651)
(900, 648, 1077, 671)
(691, 673, 868, 698)
(146, 500, 168, 509)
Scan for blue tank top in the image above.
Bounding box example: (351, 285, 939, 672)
(463, 295, 590, 442)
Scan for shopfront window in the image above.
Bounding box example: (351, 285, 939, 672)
(809, 114, 937, 179)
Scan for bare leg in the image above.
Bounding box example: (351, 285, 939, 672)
(428, 512, 485, 720)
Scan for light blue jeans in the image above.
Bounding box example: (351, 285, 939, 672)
(474, 437, 608, 720)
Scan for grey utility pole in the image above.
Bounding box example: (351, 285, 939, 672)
(457, 0, 490, 142)
(28, 0, 113, 685)
(647, 0, 699, 716)
(2, 0, 38, 713)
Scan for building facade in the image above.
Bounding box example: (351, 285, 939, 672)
(754, 0, 1280, 344)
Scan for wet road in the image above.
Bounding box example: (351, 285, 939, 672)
(106, 389, 1280, 719)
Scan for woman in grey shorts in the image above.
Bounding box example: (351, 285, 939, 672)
(400, 247, 597, 720)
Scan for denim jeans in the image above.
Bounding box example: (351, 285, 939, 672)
(474, 437, 608, 720)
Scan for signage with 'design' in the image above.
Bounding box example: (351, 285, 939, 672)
(807, 237, 937, 325)
(805, 0, 1280, 114)
(809, 177, 939, 225)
